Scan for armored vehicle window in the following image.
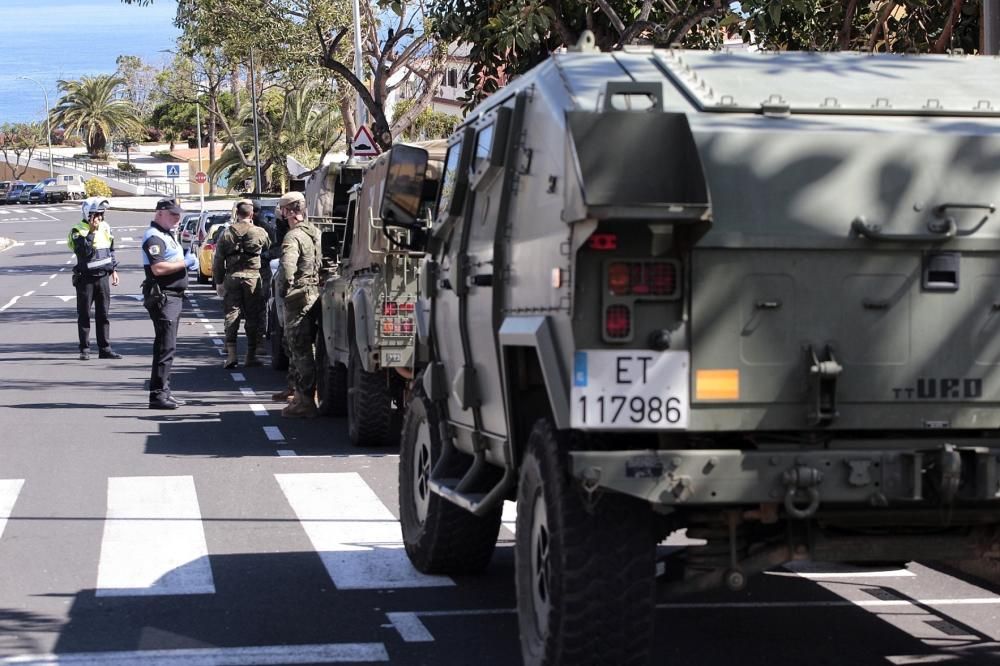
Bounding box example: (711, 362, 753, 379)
(437, 140, 463, 218)
(473, 124, 493, 174)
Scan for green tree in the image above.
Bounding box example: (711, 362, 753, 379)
(0, 122, 44, 180)
(393, 99, 459, 141)
(116, 54, 160, 118)
(50, 75, 144, 158)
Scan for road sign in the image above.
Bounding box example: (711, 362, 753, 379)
(194, 171, 208, 184)
(351, 125, 379, 158)
(166, 164, 181, 179)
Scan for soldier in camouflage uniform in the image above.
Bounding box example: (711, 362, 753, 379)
(212, 200, 271, 368)
(276, 191, 322, 418)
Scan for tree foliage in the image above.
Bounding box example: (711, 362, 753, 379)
(428, 0, 983, 107)
(50, 75, 144, 158)
(393, 99, 459, 140)
(0, 123, 44, 180)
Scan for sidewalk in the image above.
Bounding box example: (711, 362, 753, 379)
(109, 195, 236, 213)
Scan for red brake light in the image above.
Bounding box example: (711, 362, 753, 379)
(608, 263, 630, 295)
(383, 302, 398, 316)
(400, 319, 414, 334)
(605, 305, 631, 339)
(608, 262, 677, 297)
(399, 302, 415, 313)
(588, 233, 618, 251)
(647, 262, 676, 296)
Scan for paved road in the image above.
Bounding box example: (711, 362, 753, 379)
(0, 209, 997, 665)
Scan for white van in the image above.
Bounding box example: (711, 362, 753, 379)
(43, 175, 87, 203)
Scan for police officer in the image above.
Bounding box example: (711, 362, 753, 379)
(69, 197, 121, 360)
(212, 200, 270, 368)
(276, 191, 321, 418)
(141, 198, 197, 410)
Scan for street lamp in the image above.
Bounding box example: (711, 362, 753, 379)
(17, 76, 53, 178)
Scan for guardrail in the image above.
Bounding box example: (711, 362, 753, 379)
(34, 152, 175, 196)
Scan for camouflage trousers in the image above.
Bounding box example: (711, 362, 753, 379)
(285, 297, 318, 395)
(223, 275, 264, 344)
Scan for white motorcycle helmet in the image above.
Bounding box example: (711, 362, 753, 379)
(82, 196, 110, 219)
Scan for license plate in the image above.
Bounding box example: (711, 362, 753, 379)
(570, 350, 689, 430)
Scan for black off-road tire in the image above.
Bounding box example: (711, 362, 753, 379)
(347, 343, 400, 447)
(515, 419, 656, 666)
(269, 308, 288, 371)
(399, 388, 502, 574)
(316, 338, 347, 417)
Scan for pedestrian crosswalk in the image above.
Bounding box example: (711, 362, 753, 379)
(0, 206, 78, 215)
(0, 471, 505, 597)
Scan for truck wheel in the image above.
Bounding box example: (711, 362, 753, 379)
(269, 308, 288, 371)
(515, 419, 656, 666)
(316, 338, 347, 416)
(399, 387, 501, 573)
(347, 343, 398, 447)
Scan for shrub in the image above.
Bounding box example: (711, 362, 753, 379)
(116, 162, 142, 173)
(144, 126, 163, 142)
(84, 178, 113, 198)
(64, 135, 83, 148)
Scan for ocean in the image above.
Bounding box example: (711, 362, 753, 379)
(0, 0, 181, 125)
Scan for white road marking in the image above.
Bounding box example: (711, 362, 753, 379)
(121, 236, 134, 241)
(250, 404, 268, 416)
(277, 450, 297, 457)
(0, 642, 389, 665)
(240, 388, 256, 397)
(54, 296, 75, 303)
(212, 339, 223, 346)
(64, 259, 72, 264)
(58, 268, 66, 272)
(22, 291, 34, 297)
(48, 274, 56, 280)
(0, 480, 25, 539)
(275, 473, 455, 590)
(231, 373, 246, 381)
(501, 500, 517, 536)
(776, 561, 916, 579)
(199, 318, 209, 323)
(39, 282, 48, 287)
(385, 612, 435, 643)
(95, 476, 215, 597)
(33, 241, 45, 246)
(204, 324, 215, 330)
(263, 426, 285, 441)
(0, 297, 20, 312)
(56, 240, 66, 245)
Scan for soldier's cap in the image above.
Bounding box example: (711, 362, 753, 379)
(155, 198, 184, 215)
(277, 191, 305, 208)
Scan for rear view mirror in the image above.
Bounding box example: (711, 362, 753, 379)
(380, 144, 429, 228)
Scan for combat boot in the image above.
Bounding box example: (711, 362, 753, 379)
(244, 343, 262, 367)
(224, 343, 239, 368)
(271, 385, 294, 402)
(282, 391, 318, 418)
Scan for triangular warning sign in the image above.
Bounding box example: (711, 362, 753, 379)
(351, 125, 380, 157)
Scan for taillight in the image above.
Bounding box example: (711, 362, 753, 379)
(382, 320, 396, 335)
(398, 302, 415, 313)
(607, 261, 677, 297)
(605, 305, 631, 339)
(588, 233, 618, 251)
(383, 302, 398, 316)
(400, 319, 414, 334)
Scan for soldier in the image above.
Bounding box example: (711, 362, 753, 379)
(251, 199, 276, 353)
(212, 200, 271, 368)
(276, 190, 321, 418)
(69, 197, 121, 360)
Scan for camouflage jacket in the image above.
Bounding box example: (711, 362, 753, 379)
(213, 221, 270, 282)
(278, 221, 322, 306)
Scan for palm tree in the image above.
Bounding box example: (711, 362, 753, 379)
(50, 75, 144, 158)
(209, 83, 341, 193)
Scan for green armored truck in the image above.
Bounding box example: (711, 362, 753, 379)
(377, 37, 1000, 666)
(316, 142, 444, 445)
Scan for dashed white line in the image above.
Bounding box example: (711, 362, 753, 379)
(40, 282, 48, 287)
(386, 612, 435, 643)
(250, 404, 268, 416)
(48, 274, 56, 280)
(263, 426, 285, 441)
(22, 291, 34, 298)
(204, 324, 215, 330)
(33, 241, 45, 246)
(240, 388, 256, 398)
(199, 318, 209, 323)
(277, 450, 297, 457)
(0, 642, 390, 665)
(211, 339, 223, 346)
(231, 373, 246, 382)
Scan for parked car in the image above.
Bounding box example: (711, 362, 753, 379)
(191, 210, 232, 259)
(28, 179, 55, 204)
(196, 221, 229, 285)
(0, 181, 10, 202)
(43, 175, 86, 203)
(17, 183, 37, 204)
(6, 182, 29, 205)
(178, 212, 201, 251)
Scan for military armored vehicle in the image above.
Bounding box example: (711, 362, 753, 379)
(316, 142, 445, 446)
(382, 37, 1000, 666)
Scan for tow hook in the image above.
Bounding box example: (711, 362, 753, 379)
(782, 465, 823, 519)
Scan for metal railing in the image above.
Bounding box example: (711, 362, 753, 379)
(34, 151, 175, 196)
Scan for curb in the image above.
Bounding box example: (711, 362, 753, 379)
(944, 558, 1000, 590)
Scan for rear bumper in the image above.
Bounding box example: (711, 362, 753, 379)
(570, 445, 1000, 516)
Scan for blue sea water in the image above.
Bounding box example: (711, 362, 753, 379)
(0, 0, 181, 124)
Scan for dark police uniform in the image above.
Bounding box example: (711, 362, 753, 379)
(142, 221, 188, 405)
(68, 219, 118, 357)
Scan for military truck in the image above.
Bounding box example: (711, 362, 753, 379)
(316, 142, 445, 446)
(380, 37, 1000, 666)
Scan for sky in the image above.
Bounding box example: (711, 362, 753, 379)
(0, 0, 182, 124)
